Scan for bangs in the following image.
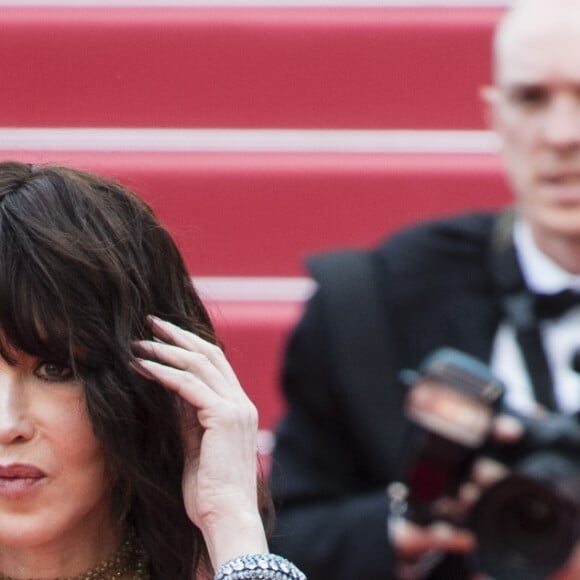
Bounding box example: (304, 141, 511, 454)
(0, 189, 111, 372)
(0, 222, 79, 368)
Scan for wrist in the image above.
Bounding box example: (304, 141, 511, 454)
(214, 553, 306, 580)
(201, 509, 269, 570)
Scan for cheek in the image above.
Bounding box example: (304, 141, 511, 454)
(500, 127, 541, 194)
(49, 411, 110, 517)
(40, 394, 105, 474)
(65, 413, 103, 466)
(497, 108, 541, 156)
(503, 128, 533, 158)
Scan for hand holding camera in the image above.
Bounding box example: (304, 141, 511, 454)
(391, 349, 580, 580)
(390, 412, 520, 578)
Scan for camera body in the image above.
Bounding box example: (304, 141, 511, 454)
(395, 348, 580, 580)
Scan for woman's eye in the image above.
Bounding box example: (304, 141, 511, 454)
(35, 362, 74, 382)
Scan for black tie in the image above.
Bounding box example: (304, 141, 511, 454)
(505, 289, 580, 412)
(533, 289, 580, 321)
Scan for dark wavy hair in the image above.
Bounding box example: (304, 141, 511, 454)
(0, 161, 237, 578)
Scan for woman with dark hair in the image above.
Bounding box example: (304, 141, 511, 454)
(0, 161, 305, 580)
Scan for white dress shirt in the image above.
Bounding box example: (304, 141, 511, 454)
(490, 220, 580, 414)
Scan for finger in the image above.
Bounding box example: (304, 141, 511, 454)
(470, 457, 509, 488)
(147, 315, 205, 351)
(134, 358, 220, 409)
(457, 481, 481, 510)
(133, 340, 234, 398)
(491, 414, 524, 443)
(392, 519, 474, 557)
(428, 522, 475, 553)
(147, 316, 243, 391)
(135, 358, 258, 434)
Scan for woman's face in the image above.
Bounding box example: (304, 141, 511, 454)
(0, 348, 111, 551)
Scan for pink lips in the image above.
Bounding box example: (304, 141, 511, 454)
(0, 464, 45, 479)
(0, 464, 46, 498)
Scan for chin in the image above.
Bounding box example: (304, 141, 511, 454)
(0, 508, 88, 549)
(524, 195, 580, 234)
(0, 522, 57, 548)
(539, 213, 580, 241)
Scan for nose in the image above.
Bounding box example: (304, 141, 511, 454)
(542, 93, 580, 153)
(0, 372, 34, 444)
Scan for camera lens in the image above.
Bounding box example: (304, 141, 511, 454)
(507, 493, 557, 535)
(469, 475, 577, 580)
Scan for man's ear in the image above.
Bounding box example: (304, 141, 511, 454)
(479, 85, 500, 132)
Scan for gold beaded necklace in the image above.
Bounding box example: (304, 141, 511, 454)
(0, 528, 150, 580)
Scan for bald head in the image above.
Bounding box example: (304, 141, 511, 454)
(493, 0, 580, 85)
(482, 0, 580, 269)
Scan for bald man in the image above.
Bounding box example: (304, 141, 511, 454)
(269, 1, 580, 578)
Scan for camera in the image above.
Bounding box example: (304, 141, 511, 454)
(393, 348, 580, 580)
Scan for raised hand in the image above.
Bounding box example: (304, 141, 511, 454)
(133, 316, 268, 568)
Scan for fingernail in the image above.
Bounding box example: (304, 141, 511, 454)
(473, 458, 508, 485)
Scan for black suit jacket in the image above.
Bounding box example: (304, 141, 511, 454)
(269, 211, 506, 579)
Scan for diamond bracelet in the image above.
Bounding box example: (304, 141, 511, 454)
(214, 553, 306, 580)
